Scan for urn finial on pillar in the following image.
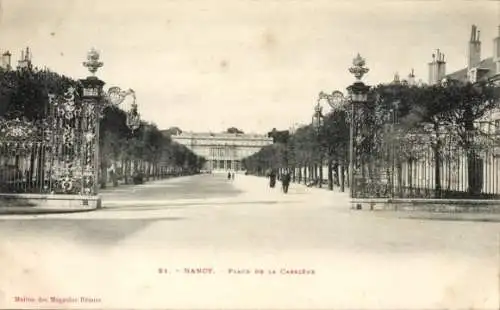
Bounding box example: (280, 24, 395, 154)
(348, 53, 369, 81)
(83, 48, 104, 76)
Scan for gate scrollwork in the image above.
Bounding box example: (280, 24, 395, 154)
(48, 86, 99, 195)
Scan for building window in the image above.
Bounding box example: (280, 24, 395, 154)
(479, 121, 487, 133)
(495, 120, 500, 134)
(468, 68, 477, 84)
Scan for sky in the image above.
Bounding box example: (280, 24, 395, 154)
(0, 0, 498, 134)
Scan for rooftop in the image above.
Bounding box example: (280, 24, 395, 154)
(446, 57, 497, 81)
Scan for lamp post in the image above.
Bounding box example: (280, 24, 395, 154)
(312, 103, 324, 187)
(80, 48, 142, 192)
(80, 48, 106, 195)
(347, 53, 370, 199)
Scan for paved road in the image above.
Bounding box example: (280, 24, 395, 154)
(100, 173, 243, 202)
(0, 173, 499, 309)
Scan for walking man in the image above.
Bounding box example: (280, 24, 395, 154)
(269, 169, 277, 188)
(281, 170, 291, 194)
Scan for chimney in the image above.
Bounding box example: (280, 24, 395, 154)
(428, 49, 446, 85)
(17, 47, 33, 70)
(494, 25, 500, 74)
(468, 25, 482, 70)
(392, 72, 400, 84)
(1, 51, 11, 70)
(408, 68, 416, 86)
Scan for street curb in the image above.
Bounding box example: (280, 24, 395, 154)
(350, 198, 500, 213)
(0, 206, 98, 215)
(0, 194, 101, 215)
(372, 210, 500, 222)
(352, 198, 500, 205)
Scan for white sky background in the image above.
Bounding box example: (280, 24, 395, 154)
(0, 0, 498, 134)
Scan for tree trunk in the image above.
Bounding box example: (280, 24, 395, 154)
(386, 164, 391, 195)
(123, 160, 129, 184)
(111, 160, 118, 187)
(433, 141, 442, 198)
(345, 164, 349, 188)
(464, 110, 483, 196)
(314, 164, 318, 182)
(100, 160, 108, 189)
(28, 148, 36, 190)
(408, 159, 413, 196)
(467, 150, 483, 196)
(37, 146, 46, 191)
(327, 159, 333, 190)
(319, 159, 323, 188)
(340, 163, 345, 192)
(396, 160, 403, 198)
(112, 170, 118, 187)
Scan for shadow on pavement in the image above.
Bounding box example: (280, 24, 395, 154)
(100, 206, 189, 211)
(0, 217, 186, 245)
(0, 196, 37, 207)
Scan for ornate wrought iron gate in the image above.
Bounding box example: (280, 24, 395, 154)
(0, 86, 100, 197)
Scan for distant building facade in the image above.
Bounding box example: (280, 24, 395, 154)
(16, 47, 32, 70)
(444, 25, 500, 85)
(426, 24, 500, 86)
(0, 47, 33, 71)
(444, 25, 500, 133)
(1, 51, 11, 70)
(422, 24, 500, 132)
(171, 132, 273, 171)
(395, 24, 500, 195)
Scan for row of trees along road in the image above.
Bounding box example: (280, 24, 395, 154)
(0, 66, 206, 188)
(242, 80, 500, 196)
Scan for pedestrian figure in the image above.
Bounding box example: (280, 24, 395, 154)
(333, 162, 340, 186)
(231, 172, 235, 180)
(282, 170, 291, 194)
(269, 170, 276, 188)
(228, 172, 231, 180)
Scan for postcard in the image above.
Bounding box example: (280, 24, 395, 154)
(0, 0, 499, 309)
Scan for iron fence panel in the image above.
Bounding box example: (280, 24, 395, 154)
(352, 123, 500, 199)
(0, 87, 99, 196)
